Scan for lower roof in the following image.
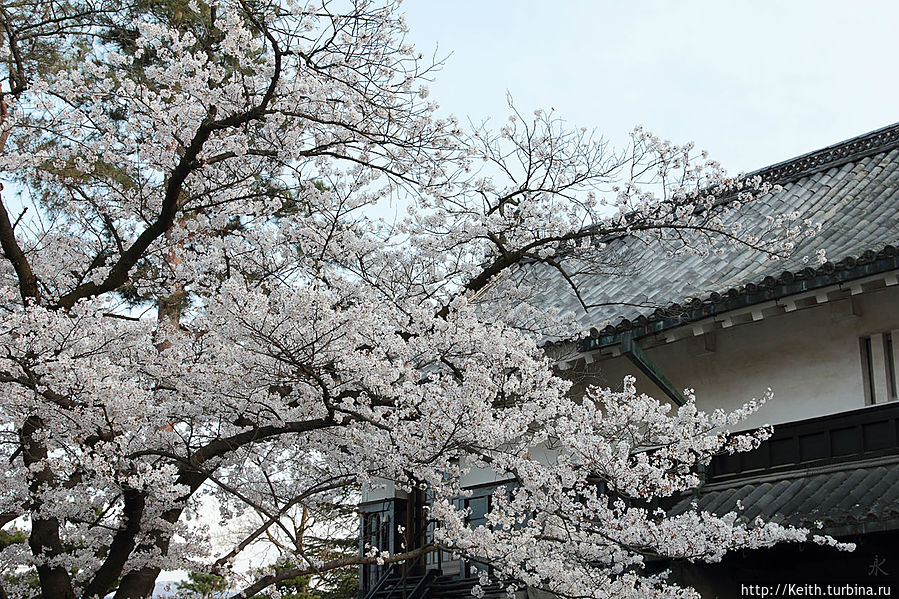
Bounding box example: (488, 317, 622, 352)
(670, 457, 899, 537)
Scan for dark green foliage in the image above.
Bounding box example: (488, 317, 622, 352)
(178, 571, 229, 598)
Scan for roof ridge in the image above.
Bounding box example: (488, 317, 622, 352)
(560, 123, 899, 251)
(749, 121, 899, 185)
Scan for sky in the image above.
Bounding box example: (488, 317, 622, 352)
(400, 0, 899, 175)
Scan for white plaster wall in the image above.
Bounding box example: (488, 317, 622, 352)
(458, 464, 512, 489)
(571, 283, 899, 431)
(361, 480, 407, 502)
(457, 444, 560, 488)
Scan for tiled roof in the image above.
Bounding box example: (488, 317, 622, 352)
(491, 123, 899, 347)
(669, 459, 899, 536)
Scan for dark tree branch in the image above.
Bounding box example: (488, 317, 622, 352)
(0, 194, 40, 304)
(81, 489, 146, 599)
(20, 416, 76, 599)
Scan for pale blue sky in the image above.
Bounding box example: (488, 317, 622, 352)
(402, 1, 899, 174)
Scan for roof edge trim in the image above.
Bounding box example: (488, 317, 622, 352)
(576, 253, 899, 353)
(749, 122, 899, 185)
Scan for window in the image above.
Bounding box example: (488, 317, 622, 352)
(861, 332, 898, 404)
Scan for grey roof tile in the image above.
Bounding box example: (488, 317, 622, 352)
(486, 123, 899, 345)
(670, 463, 899, 533)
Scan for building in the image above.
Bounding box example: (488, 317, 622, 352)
(359, 123, 899, 598)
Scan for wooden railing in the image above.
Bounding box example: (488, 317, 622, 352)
(707, 401, 899, 483)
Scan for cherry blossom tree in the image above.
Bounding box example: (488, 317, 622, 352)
(0, 1, 837, 598)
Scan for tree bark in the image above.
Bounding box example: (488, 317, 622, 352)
(21, 416, 76, 599)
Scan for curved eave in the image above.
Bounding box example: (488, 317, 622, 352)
(572, 248, 899, 354)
